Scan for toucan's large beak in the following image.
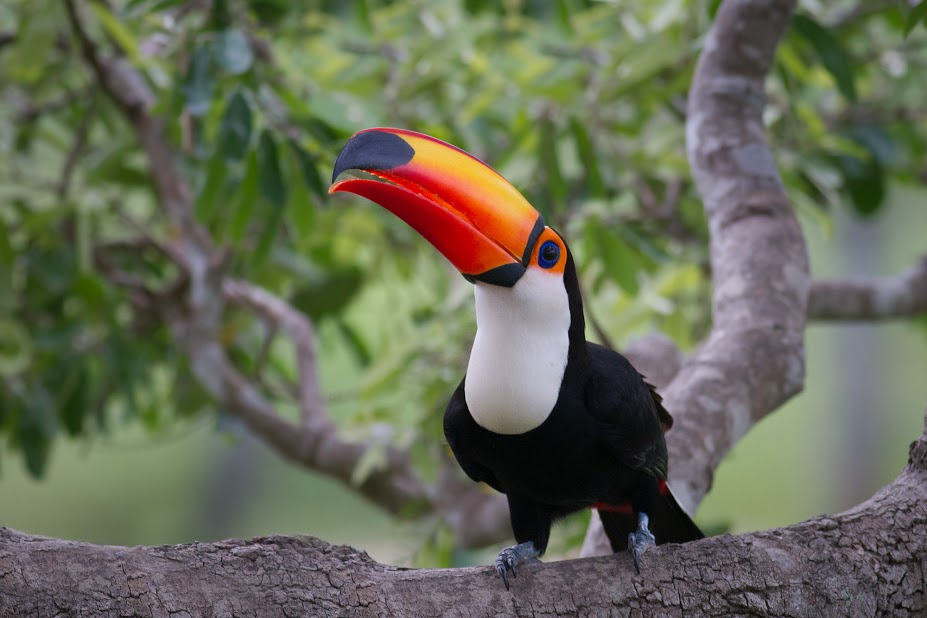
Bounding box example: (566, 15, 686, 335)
(329, 128, 544, 287)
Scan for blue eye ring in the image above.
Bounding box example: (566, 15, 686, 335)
(537, 240, 560, 269)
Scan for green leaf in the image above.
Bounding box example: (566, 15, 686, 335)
(539, 118, 567, 210)
(253, 202, 286, 265)
(86, 143, 153, 188)
(351, 444, 386, 486)
(355, 0, 373, 33)
(209, 0, 232, 29)
(18, 389, 56, 478)
(616, 226, 666, 269)
(845, 124, 896, 166)
(58, 364, 89, 437)
(0, 218, 13, 313)
(556, 0, 574, 34)
(612, 37, 681, 95)
(214, 29, 254, 75)
(285, 147, 316, 241)
(182, 44, 215, 116)
(257, 130, 287, 208)
(834, 154, 885, 217)
(792, 14, 857, 102)
(4, 2, 58, 83)
(104, 333, 141, 418)
(194, 154, 227, 222)
(228, 149, 259, 242)
(290, 266, 364, 322)
(89, 4, 142, 64)
(249, 0, 290, 26)
(218, 89, 253, 160)
(570, 117, 604, 198)
(335, 319, 372, 368)
(288, 140, 325, 198)
(590, 223, 640, 295)
(904, 1, 927, 37)
(0, 320, 31, 377)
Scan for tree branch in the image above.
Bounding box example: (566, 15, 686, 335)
(809, 255, 927, 320)
(63, 0, 510, 545)
(3, 408, 925, 617)
(669, 0, 808, 512)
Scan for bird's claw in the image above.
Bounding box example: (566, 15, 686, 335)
(494, 543, 540, 590)
(495, 549, 517, 590)
(628, 528, 656, 574)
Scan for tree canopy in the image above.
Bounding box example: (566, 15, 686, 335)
(3, 0, 924, 483)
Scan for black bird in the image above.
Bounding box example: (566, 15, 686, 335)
(330, 128, 703, 589)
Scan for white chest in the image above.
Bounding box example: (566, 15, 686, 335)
(464, 269, 571, 435)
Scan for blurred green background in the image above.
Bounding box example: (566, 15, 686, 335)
(1, 0, 926, 566)
(3, 195, 925, 565)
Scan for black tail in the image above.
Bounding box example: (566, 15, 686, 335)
(599, 483, 703, 551)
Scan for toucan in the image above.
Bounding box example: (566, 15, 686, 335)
(330, 128, 703, 589)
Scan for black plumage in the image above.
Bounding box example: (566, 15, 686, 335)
(443, 250, 702, 560)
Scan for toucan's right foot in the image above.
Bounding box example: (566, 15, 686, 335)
(494, 542, 541, 590)
(628, 512, 656, 574)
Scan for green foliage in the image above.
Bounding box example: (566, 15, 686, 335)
(0, 0, 925, 529)
(905, 1, 927, 37)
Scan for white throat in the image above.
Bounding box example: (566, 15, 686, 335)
(464, 268, 571, 435)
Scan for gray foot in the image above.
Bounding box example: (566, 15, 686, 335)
(627, 512, 656, 574)
(494, 542, 540, 590)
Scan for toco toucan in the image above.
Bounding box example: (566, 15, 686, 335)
(330, 128, 703, 589)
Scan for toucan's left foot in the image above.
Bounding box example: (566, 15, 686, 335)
(627, 512, 656, 574)
(494, 542, 541, 590)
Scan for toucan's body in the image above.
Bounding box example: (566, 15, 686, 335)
(330, 128, 703, 588)
(442, 257, 701, 564)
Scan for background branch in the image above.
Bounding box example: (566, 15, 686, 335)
(809, 255, 927, 320)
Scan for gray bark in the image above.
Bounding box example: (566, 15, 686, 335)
(2, 411, 926, 616)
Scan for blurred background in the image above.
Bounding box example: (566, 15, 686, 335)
(1, 0, 925, 566)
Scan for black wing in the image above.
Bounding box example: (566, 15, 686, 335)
(583, 342, 669, 480)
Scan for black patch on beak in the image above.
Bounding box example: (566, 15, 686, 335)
(465, 263, 526, 288)
(332, 131, 416, 183)
(521, 216, 545, 266)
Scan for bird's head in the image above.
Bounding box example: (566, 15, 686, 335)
(329, 128, 573, 314)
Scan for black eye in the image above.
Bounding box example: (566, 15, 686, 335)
(538, 241, 560, 269)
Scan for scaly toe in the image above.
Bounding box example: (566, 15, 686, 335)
(628, 529, 656, 574)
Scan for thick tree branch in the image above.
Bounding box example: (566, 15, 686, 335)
(3, 409, 926, 617)
(669, 0, 809, 512)
(809, 255, 927, 320)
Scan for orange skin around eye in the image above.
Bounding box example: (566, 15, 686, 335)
(528, 228, 568, 276)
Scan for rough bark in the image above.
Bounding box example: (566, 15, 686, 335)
(2, 409, 926, 617)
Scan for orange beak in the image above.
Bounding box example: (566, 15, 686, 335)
(329, 128, 544, 287)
